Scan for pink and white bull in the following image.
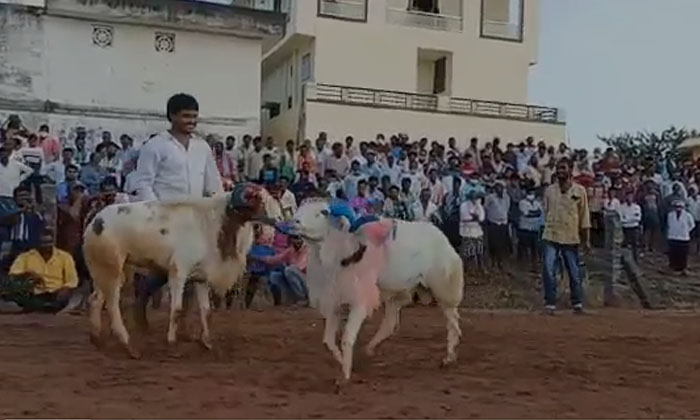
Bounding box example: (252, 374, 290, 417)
(291, 199, 464, 382)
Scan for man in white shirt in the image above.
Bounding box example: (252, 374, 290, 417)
(245, 137, 265, 182)
(0, 144, 33, 204)
(325, 142, 350, 177)
(277, 176, 298, 220)
(262, 136, 280, 168)
(619, 191, 642, 261)
(42, 147, 75, 184)
(131, 93, 223, 327)
(687, 187, 700, 253)
(666, 200, 695, 275)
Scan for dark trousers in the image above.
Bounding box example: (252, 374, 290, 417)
(668, 240, 690, 272)
(517, 229, 540, 262)
(622, 227, 640, 262)
(0, 275, 71, 313)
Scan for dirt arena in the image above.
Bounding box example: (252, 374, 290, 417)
(1, 307, 700, 418)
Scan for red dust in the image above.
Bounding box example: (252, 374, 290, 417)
(1, 307, 700, 418)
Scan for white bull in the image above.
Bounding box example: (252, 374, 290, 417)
(83, 185, 280, 357)
(291, 200, 464, 382)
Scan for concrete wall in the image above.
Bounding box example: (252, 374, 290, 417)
(304, 100, 565, 149)
(0, 2, 270, 144)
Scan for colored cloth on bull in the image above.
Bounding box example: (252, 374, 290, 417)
(229, 182, 264, 212)
(329, 200, 358, 225)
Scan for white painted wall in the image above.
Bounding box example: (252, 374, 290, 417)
(304, 100, 565, 149)
(43, 16, 261, 124)
(0, 7, 265, 142)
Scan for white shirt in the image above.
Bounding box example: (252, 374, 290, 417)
(460, 200, 485, 238)
(0, 159, 33, 197)
(687, 196, 700, 221)
(132, 131, 222, 201)
(415, 200, 439, 222)
(18, 146, 44, 173)
(519, 198, 543, 231)
(667, 210, 695, 241)
(603, 197, 621, 214)
(619, 203, 642, 228)
(279, 189, 297, 220)
(42, 160, 70, 183)
(246, 149, 265, 181)
(262, 146, 280, 167)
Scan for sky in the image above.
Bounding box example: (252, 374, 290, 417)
(529, 0, 700, 148)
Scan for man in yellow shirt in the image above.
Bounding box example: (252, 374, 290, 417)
(1, 229, 78, 312)
(542, 158, 591, 315)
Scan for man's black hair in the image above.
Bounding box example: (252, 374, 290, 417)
(166, 93, 199, 122)
(65, 164, 80, 172)
(13, 184, 31, 197)
(279, 175, 290, 182)
(62, 146, 74, 153)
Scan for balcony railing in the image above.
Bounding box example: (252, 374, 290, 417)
(318, 0, 367, 21)
(386, 0, 463, 32)
(313, 83, 439, 111)
(449, 97, 559, 123)
(481, 19, 523, 41)
(307, 83, 563, 124)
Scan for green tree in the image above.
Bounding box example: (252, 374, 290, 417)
(597, 126, 689, 165)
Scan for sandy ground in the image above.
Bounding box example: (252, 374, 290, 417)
(2, 307, 700, 418)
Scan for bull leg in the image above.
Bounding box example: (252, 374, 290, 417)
(167, 273, 186, 346)
(104, 275, 139, 359)
(441, 306, 461, 366)
(323, 309, 343, 365)
(88, 289, 105, 347)
(194, 282, 213, 350)
(339, 305, 368, 383)
(365, 299, 401, 356)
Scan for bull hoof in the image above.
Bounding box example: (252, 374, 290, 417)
(440, 355, 457, 368)
(200, 336, 213, 351)
(89, 333, 102, 348)
(126, 345, 141, 360)
(334, 377, 349, 394)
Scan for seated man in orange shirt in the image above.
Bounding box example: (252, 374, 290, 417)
(0, 229, 78, 313)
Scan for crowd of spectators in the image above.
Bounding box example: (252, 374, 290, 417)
(2, 110, 699, 313)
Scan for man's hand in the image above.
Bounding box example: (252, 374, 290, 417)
(55, 288, 73, 302)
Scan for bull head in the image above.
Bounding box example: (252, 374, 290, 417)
(227, 183, 278, 226)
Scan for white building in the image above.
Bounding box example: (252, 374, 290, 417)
(261, 0, 566, 148)
(0, 0, 285, 147)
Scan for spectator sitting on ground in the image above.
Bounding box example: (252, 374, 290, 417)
(0, 229, 78, 313)
(254, 231, 309, 306)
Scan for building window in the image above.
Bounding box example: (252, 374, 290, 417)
(92, 25, 114, 48)
(301, 53, 312, 82)
(409, 0, 439, 13)
(154, 32, 175, 53)
(318, 0, 368, 22)
(480, 0, 524, 42)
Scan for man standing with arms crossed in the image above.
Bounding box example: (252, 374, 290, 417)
(542, 158, 591, 315)
(131, 93, 223, 328)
